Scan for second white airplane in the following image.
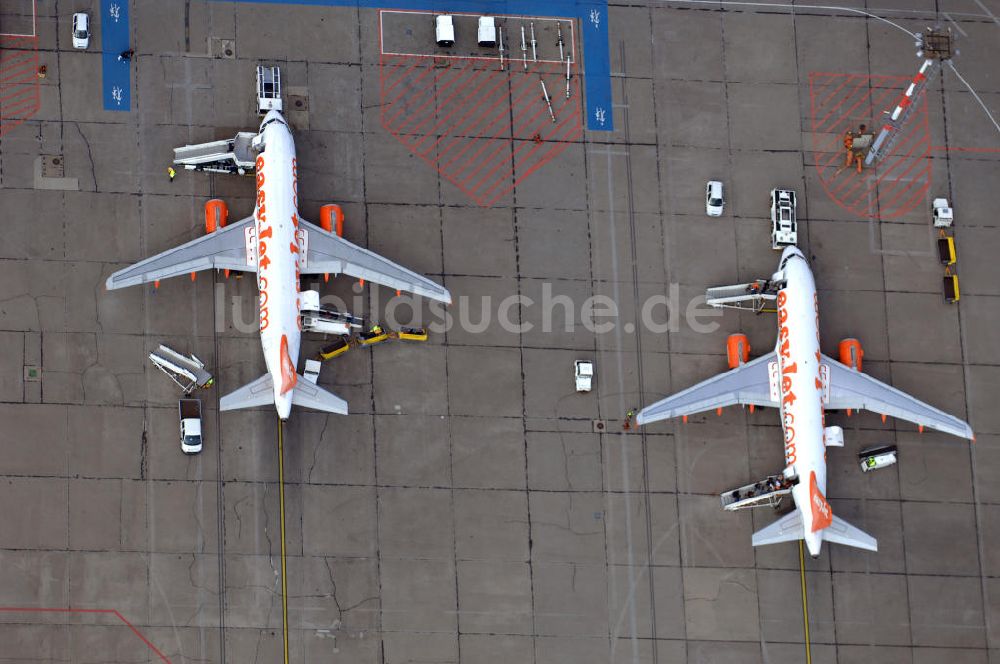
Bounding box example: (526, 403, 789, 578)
(637, 246, 973, 557)
(107, 108, 451, 420)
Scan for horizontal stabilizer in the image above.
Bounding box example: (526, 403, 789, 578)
(824, 515, 878, 552)
(291, 375, 348, 415)
(752, 510, 803, 547)
(220, 373, 274, 411)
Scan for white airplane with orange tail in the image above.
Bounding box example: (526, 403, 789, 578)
(637, 246, 972, 557)
(106, 108, 451, 419)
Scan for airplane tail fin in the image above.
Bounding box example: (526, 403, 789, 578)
(824, 515, 878, 552)
(220, 373, 274, 411)
(751, 510, 803, 547)
(290, 375, 348, 415)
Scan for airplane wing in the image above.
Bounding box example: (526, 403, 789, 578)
(298, 219, 451, 304)
(822, 354, 973, 439)
(636, 352, 778, 425)
(107, 216, 257, 290)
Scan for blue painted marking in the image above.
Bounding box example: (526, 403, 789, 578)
(101, 0, 131, 111)
(217, 0, 613, 130)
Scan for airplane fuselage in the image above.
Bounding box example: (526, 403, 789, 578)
(774, 247, 830, 556)
(254, 112, 301, 419)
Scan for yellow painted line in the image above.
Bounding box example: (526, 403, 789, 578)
(278, 418, 290, 664)
(799, 540, 812, 664)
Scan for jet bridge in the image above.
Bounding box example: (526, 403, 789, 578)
(705, 281, 779, 313)
(173, 132, 257, 175)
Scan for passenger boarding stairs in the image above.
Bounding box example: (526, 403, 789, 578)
(705, 281, 779, 313)
(148, 344, 214, 394)
(720, 475, 796, 511)
(173, 132, 257, 175)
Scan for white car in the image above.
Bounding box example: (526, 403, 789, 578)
(72, 12, 90, 50)
(705, 180, 724, 216)
(435, 15, 455, 47)
(574, 360, 594, 392)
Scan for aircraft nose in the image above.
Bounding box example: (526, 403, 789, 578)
(781, 245, 804, 261)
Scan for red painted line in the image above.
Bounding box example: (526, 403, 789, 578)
(0, 607, 171, 663)
(1, 62, 39, 85)
(460, 99, 550, 188)
(382, 56, 423, 98)
(846, 136, 929, 210)
(474, 108, 578, 198)
(435, 72, 538, 167)
(814, 74, 858, 116)
(381, 60, 441, 126)
(0, 85, 35, 103)
(386, 60, 455, 131)
(485, 114, 583, 206)
(112, 610, 172, 664)
(0, 90, 37, 115)
(846, 118, 929, 202)
(2, 104, 40, 122)
(399, 59, 480, 136)
(816, 84, 901, 177)
(814, 78, 871, 133)
(877, 159, 932, 214)
(412, 67, 507, 153)
(444, 75, 543, 178)
(817, 84, 880, 136)
(0, 53, 37, 72)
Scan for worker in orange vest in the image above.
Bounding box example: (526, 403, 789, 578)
(843, 130, 854, 167)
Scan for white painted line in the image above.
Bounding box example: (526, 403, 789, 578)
(972, 0, 1000, 27)
(943, 12, 969, 38)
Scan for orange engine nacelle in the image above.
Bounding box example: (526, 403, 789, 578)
(839, 338, 863, 371)
(320, 204, 344, 237)
(205, 199, 228, 234)
(726, 333, 750, 369)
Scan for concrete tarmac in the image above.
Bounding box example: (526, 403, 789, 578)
(0, 0, 999, 662)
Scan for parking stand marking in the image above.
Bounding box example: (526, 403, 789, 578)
(101, 0, 131, 111)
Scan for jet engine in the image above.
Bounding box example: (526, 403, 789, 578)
(726, 333, 750, 369)
(839, 338, 863, 371)
(204, 199, 228, 234)
(319, 204, 344, 237)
